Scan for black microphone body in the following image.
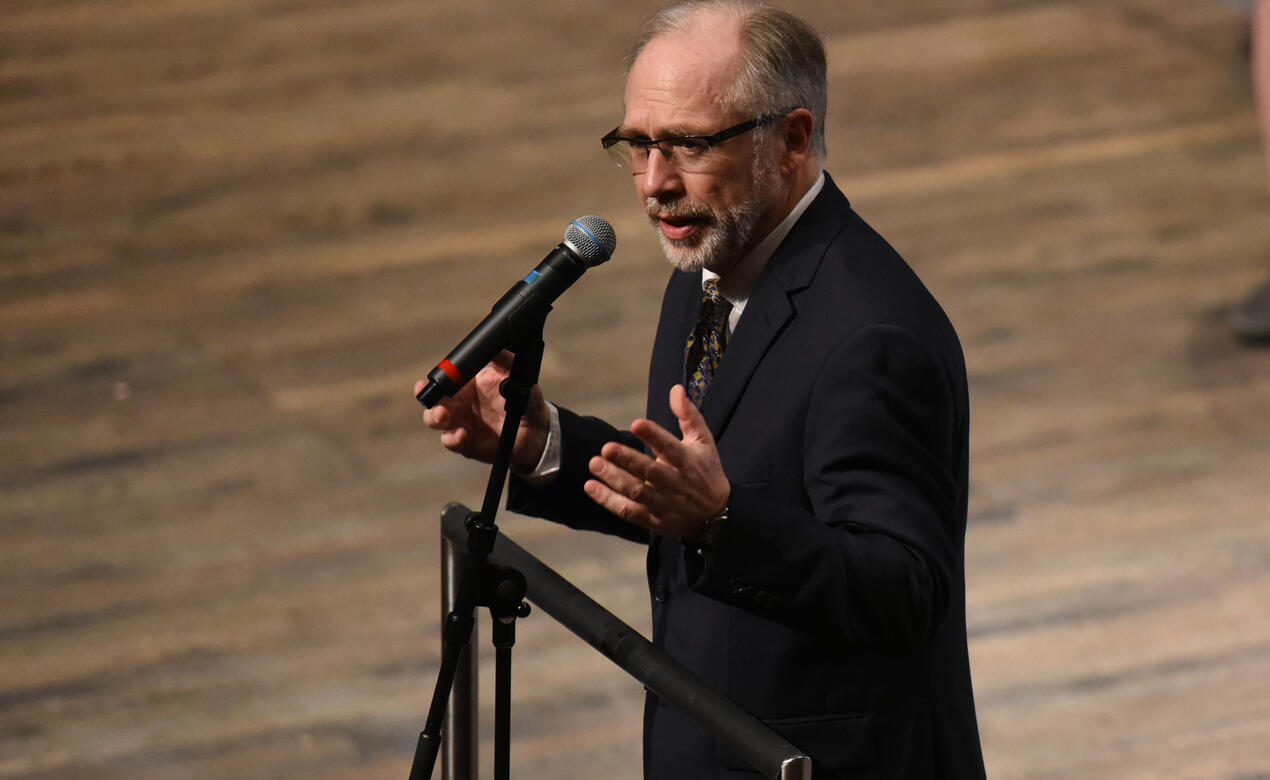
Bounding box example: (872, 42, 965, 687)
(416, 217, 615, 409)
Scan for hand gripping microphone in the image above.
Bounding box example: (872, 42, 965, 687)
(415, 216, 616, 408)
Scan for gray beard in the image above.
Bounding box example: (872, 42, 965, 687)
(647, 150, 783, 274)
(651, 197, 764, 273)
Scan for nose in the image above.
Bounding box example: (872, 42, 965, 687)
(636, 146, 684, 202)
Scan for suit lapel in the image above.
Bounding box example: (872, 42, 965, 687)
(701, 174, 851, 437)
(647, 269, 701, 435)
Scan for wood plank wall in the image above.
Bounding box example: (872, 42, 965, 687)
(2, 1, 1268, 777)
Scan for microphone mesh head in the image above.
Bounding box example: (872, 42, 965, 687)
(563, 216, 616, 267)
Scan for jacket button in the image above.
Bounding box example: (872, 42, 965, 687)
(652, 583, 669, 603)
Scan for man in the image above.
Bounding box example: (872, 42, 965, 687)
(1230, 0, 1270, 342)
(418, 2, 986, 777)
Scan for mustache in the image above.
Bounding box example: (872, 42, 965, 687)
(644, 197, 714, 222)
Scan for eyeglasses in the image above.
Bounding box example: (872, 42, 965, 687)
(600, 109, 796, 173)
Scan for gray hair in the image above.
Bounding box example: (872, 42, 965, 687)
(628, 0, 828, 159)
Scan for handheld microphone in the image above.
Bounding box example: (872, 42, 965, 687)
(415, 216, 616, 409)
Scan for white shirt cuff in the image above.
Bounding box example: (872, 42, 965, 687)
(520, 402, 562, 485)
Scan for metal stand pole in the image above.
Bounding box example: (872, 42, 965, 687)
(440, 533, 475, 780)
(489, 572, 529, 780)
(408, 312, 547, 780)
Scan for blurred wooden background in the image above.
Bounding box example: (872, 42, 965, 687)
(2, 0, 1269, 777)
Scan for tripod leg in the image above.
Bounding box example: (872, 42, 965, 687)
(491, 584, 529, 780)
(494, 634, 512, 780)
(441, 532, 476, 780)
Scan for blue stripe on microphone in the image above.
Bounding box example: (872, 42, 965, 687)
(524, 269, 542, 284)
(571, 218, 600, 247)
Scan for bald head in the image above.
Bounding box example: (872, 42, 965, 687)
(625, 9, 746, 129)
(627, 0, 828, 160)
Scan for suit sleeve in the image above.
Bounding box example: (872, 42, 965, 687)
(507, 406, 651, 544)
(687, 324, 964, 650)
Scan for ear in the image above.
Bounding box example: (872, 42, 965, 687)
(779, 108, 815, 174)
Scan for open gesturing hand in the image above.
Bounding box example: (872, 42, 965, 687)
(584, 384, 730, 539)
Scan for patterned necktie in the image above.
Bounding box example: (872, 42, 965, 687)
(684, 277, 733, 407)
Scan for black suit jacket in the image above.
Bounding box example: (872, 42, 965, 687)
(510, 175, 986, 779)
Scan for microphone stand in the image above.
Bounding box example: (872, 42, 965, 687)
(408, 309, 546, 780)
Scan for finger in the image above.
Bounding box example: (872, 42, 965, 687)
(588, 455, 654, 502)
(583, 479, 656, 530)
(423, 405, 452, 430)
(476, 365, 506, 394)
(491, 349, 516, 370)
(628, 418, 691, 467)
(670, 384, 714, 444)
(469, 352, 514, 396)
(413, 379, 427, 396)
(599, 441, 660, 481)
(600, 441, 689, 498)
(440, 427, 468, 452)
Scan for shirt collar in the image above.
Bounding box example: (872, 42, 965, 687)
(704, 170, 825, 329)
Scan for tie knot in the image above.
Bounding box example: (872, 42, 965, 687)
(701, 277, 731, 321)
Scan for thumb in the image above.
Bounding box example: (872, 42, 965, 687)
(490, 349, 516, 371)
(670, 384, 713, 444)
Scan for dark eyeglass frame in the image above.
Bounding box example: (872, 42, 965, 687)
(600, 108, 798, 171)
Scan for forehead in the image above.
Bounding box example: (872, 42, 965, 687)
(622, 15, 744, 135)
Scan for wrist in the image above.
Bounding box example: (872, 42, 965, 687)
(693, 488, 731, 555)
(513, 402, 559, 477)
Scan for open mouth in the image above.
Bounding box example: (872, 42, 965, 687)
(653, 213, 710, 242)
